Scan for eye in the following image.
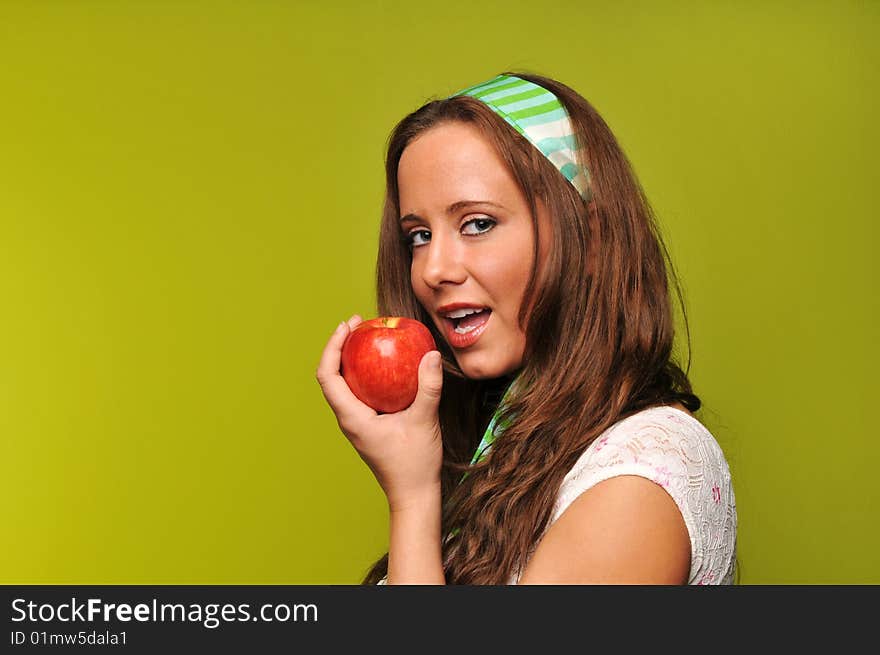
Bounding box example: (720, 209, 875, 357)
(406, 229, 431, 248)
(462, 217, 496, 235)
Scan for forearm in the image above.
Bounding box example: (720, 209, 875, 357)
(386, 485, 446, 584)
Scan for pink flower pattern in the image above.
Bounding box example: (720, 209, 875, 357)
(652, 465, 672, 489)
(697, 570, 717, 585)
(509, 406, 737, 586)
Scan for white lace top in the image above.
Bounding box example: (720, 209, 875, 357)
(508, 405, 737, 585)
(378, 405, 737, 585)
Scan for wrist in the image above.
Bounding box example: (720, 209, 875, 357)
(387, 482, 442, 515)
(387, 481, 445, 585)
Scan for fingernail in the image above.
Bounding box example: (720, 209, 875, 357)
(336, 321, 346, 332)
(433, 352, 442, 369)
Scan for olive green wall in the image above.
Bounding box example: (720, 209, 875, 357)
(1, 1, 876, 584)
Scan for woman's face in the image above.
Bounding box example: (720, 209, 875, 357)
(397, 121, 549, 380)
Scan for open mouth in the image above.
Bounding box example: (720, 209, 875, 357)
(444, 308, 492, 334)
(438, 307, 493, 349)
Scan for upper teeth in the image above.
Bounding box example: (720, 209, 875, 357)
(444, 307, 484, 319)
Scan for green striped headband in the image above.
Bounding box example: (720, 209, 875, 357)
(452, 74, 592, 201)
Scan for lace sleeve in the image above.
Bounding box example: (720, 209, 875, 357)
(549, 407, 737, 585)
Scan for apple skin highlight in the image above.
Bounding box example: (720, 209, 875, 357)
(340, 317, 437, 413)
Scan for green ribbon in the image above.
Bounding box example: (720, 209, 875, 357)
(469, 391, 514, 466)
(447, 377, 520, 541)
(451, 74, 592, 201)
(470, 375, 520, 467)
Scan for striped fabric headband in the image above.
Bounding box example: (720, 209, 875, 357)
(452, 74, 592, 201)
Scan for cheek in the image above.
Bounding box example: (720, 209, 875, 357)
(409, 259, 429, 304)
(486, 251, 533, 314)
(408, 258, 419, 290)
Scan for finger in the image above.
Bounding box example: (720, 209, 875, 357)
(348, 314, 363, 330)
(315, 320, 349, 394)
(316, 320, 376, 425)
(408, 351, 443, 419)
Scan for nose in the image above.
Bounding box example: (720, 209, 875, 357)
(419, 230, 467, 289)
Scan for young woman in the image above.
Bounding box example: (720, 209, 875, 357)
(316, 72, 737, 585)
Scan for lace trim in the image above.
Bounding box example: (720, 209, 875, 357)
(509, 406, 737, 584)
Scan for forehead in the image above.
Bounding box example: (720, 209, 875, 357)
(397, 122, 522, 211)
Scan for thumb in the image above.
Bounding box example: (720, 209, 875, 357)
(409, 350, 443, 418)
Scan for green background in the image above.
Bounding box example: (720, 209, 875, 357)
(1, 1, 876, 584)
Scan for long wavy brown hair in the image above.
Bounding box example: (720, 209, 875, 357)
(363, 71, 701, 585)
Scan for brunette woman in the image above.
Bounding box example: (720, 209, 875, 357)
(316, 72, 737, 585)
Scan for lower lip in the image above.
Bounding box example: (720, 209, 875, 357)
(442, 311, 491, 349)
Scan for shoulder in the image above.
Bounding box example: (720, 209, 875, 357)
(517, 469, 692, 584)
(557, 407, 733, 518)
(516, 406, 738, 585)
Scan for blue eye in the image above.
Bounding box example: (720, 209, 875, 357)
(462, 217, 496, 235)
(405, 217, 495, 249)
(406, 230, 431, 248)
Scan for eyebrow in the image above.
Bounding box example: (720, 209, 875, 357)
(399, 200, 506, 225)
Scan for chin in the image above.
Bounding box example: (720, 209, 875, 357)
(455, 352, 522, 381)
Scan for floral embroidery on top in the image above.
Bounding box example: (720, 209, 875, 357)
(697, 570, 717, 585)
(510, 406, 738, 585)
(653, 465, 672, 489)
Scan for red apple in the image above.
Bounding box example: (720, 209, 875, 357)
(340, 316, 437, 413)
